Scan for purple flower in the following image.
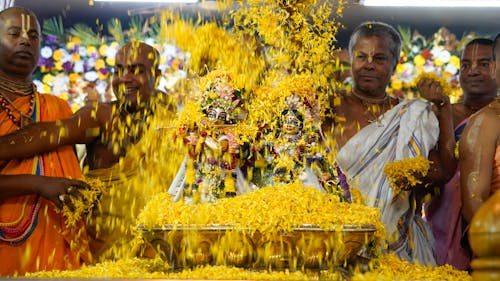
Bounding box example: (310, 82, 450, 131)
(62, 61, 73, 72)
(45, 35, 59, 45)
(37, 57, 46, 67)
(40, 58, 54, 69)
(98, 68, 109, 75)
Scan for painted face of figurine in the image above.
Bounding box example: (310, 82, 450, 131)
(283, 110, 302, 135)
(207, 106, 227, 124)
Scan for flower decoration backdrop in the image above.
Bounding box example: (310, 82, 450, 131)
(35, 14, 477, 111)
(389, 27, 477, 102)
(34, 15, 189, 112)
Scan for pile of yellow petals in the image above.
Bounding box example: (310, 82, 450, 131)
(27, 257, 339, 280)
(137, 180, 385, 241)
(58, 177, 106, 227)
(348, 253, 471, 281)
(27, 254, 469, 281)
(383, 156, 431, 195)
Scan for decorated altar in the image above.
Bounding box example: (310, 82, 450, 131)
(20, 0, 482, 280)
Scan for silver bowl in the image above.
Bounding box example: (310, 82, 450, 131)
(138, 224, 376, 270)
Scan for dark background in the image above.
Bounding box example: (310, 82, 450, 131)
(15, 0, 500, 48)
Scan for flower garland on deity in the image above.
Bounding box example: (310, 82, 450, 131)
(168, 70, 251, 203)
(242, 74, 350, 201)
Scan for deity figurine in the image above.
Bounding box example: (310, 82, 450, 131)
(168, 71, 246, 203)
(249, 94, 349, 202)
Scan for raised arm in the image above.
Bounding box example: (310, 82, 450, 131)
(417, 78, 456, 185)
(459, 108, 498, 223)
(0, 103, 106, 160)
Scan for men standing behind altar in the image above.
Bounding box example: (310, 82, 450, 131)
(322, 21, 456, 266)
(0, 41, 172, 261)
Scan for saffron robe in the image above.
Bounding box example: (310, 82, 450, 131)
(0, 93, 91, 276)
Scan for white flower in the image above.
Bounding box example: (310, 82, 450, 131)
(60, 49, 72, 63)
(431, 47, 451, 63)
(33, 80, 45, 93)
(163, 44, 178, 57)
(78, 46, 87, 58)
(86, 58, 96, 69)
(424, 64, 436, 73)
(411, 45, 420, 53)
(444, 63, 458, 75)
(84, 71, 98, 82)
(105, 45, 118, 59)
(73, 61, 84, 73)
(158, 64, 168, 73)
(40, 46, 53, 59)
(96, 80, 108, 95)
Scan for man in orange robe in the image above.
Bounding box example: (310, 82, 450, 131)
(0, 7, 91, 276)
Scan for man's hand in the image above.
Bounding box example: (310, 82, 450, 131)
(36, 177, 91, 210)
(417, 77, 449, 107)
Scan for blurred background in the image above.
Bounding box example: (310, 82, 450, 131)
(15, 0, 500, 47)
(5, 0, 500, 107)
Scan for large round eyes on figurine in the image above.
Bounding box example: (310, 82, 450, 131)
(207, 107, 227, 122)
(207, 108, 217, 119)
(217, 111, 227, 121)
(284, 111, 302, 128)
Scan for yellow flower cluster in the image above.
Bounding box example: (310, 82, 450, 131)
(58, 177, 106, 227)
(383, 156, 432, 195)
(137, 181, 385, 241)
(413, 72, 454, 97)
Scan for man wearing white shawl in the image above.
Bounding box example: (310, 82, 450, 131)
(323, 22, 456, 266)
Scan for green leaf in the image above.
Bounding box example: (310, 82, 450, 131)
(397, 25, 412, 55)
(127, 16, 146, 42)
(107, 18, 125, 45)
(42, 16, 65, 41)
(69, 24, 102, 45)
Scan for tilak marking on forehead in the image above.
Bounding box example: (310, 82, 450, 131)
(367, 45, 375, 64)
(471, 43, 480, 70)
(21, 14, 30, 39)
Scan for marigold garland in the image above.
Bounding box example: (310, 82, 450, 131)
(413, 72, 453, 97)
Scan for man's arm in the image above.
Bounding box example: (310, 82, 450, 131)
(0, 104, 104, 160)
(0, 175, 90, 209)
(417, 78, 457, 185)
(459, 109, 497, 223)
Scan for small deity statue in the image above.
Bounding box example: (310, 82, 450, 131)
(249, 93, 349, 201)
(169, 70, 245, 203)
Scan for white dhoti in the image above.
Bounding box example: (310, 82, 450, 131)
(337, 99, 438, 266)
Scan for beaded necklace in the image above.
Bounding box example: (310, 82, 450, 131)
(0, 74, 35, 96)
(0, 74, 36, 128)
(0, 91, 35, 128)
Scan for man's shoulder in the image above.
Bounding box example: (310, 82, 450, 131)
(75, 101, 116, 122)
(472, 101, 500, 123)
(37, 92, 69, 105)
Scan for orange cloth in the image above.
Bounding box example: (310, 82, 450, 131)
(0, 93, 91, 276)
(491, 145, 500, 194)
